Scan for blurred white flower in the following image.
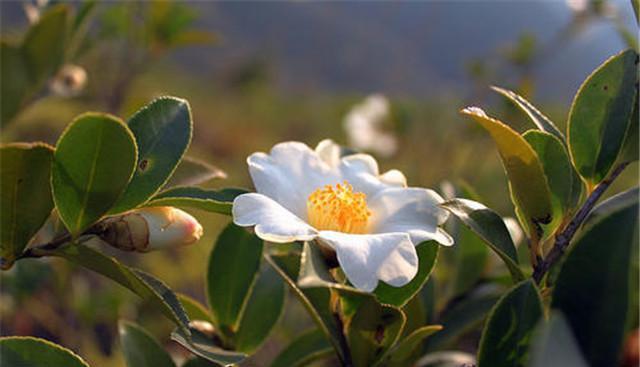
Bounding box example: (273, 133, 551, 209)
(49, 64, 88, 98)
(233, 139, 453, 292)
(503, 216, 524, 246)
(100, 207, 203, 252)
(343, 94, 398, 158)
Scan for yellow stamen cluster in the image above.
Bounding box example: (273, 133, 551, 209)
(307, 181, 371, 234)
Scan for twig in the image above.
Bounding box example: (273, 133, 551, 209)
(533, 162, 630, 283)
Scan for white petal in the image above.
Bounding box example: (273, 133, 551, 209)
(315, 139, 341, 167)
(247, 142, 339, 217)
(339, 154, 397, 197)
(379, 169, 407, 187)
(233, 193, 317, 243)
(368, 188, 453, 246)
(317, 231, 418, 292)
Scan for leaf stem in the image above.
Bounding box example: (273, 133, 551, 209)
(533, 162, 630, 283)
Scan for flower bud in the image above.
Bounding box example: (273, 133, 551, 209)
(99, 207, 203, 252)
(49, 64, 87, 97)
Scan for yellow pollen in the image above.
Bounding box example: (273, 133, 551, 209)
(307, 181, 371, 234)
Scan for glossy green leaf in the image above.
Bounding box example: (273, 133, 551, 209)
(0, 336, 89, 367)
(207, 223, 263, 338)
(441, 199, 525, 282)
(386, 325, 442, 366)
(568, 49, 638, 183)
(178, 294, 214, 323)
(171, 327, 246, 367)
(461, 107, 553, 230)
(0, 143, 54, 268)
(165, 156, 226, 188)
(478, 280, 543, 367)
(265, 252, 347, 364)
(585, 187, 639, 226)
(619, 98, 639, 163)
(52, 113, 137, 236)
(551, 199, 638, 367)
(523, 130, 582, 227)
(347, 296, 405, 367)
(527, 312, 588, 367)
(491, 86, 564, 141)
(48, 243, 190, 334)
(270, 329, 333, 367)
(374, 242, 438, 307)
(110, 97, 192, 213)
(146, 187, 245, 215)
(235, 264, 285, 353)
(119, 320, 176, 367)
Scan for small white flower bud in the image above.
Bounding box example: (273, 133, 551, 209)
(49, 64, 87, 97)
(100, 207, 203, 252)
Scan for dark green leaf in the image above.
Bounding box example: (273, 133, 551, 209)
(48, 243, 190, 334)
(207, 223, 263, 338)
(619, 97, 639, 163)
(235, 264, 285, 353)
(52, 113, 137, 236)
(585, 186, 639, 226)
(171, 327, 246, 367)
(270, 329, 333, 367)
(111, 97, 192, 213)
(146, 187, 245, 215)
(0, 42, 29, 125)
(491, 86, 564, 141)
(441, 199, 525, 282)
(374, 242, 438, 307)
(165, 156, 226, 188)
(119, 320, 176, 367)
(551, 199, 638, 367)
(527, 312, 588, 367)
(568, 49, 638, 183)
(347, 296, 405, 367)
(386, 325, 442, 366)
(0, 143, 54, 268)
(0, 336, 90, 367)
(461, 107, 553, 231)
(478, 280, 543, 367)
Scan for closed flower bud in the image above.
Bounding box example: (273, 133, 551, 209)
(99, 207, 203, 252)
(49, 64, 87, 97)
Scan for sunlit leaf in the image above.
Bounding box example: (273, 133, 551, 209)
(177, 294, 214, 323)
(52, 113, 137, 236)
(0, 143, 54, 268)
(145, 187, 245, 215)
(568, 49, 638, 183)
(0, 336, 90, 367)
(386, 325, 442, 366)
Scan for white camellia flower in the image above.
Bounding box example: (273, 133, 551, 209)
(233, 140, 453, 292)
(343, 94, 398, 158)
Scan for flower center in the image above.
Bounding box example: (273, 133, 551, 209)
(307, 181, 371, 234)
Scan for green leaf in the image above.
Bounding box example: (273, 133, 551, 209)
(207, 223, 263, 339)
(461, 107, 553, 231)
(146, 187, 245, 215)
(523, 130, 582, 226)
(0, 336, 90, 367)
(270, 329, 333, 367)
(619, 97, 639, 163)
(165, 156, 226, 188)
(478, 280, 543, 367)
(48, 243, 190, 334)
(568, 49, 638, 183)
(178, 294, 214, 323)
(0, 143, 54, 268)
(52, 113, 137, 236)
(551, 198, 638, 367)
(440, 199, 525, 282)
(22, 5, 69, 87)
(347, 296, 405, 367)
(386, 325, 442, 366)
(491, 86, 564, 142)
(297, 241, 366, 294)
(374, 242, 438, 307)
(584, 187, 639, 226)
(235, 264, 286, 353)
(171, 327, 246, 367)
(265, 252, 347, 364)
(425, 293, 499, 351)
(110, 97, 192, 212)
(119, 320, 176, 367)
(0, 42, 29, 125)
(527, 312, 588, 367)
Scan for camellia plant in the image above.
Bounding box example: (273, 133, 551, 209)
(1, 6, 639, 367)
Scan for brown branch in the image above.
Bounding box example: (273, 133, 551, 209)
(533, 162, 630, 283)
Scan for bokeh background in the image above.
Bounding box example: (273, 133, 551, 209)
(1, 1, 637, 366)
